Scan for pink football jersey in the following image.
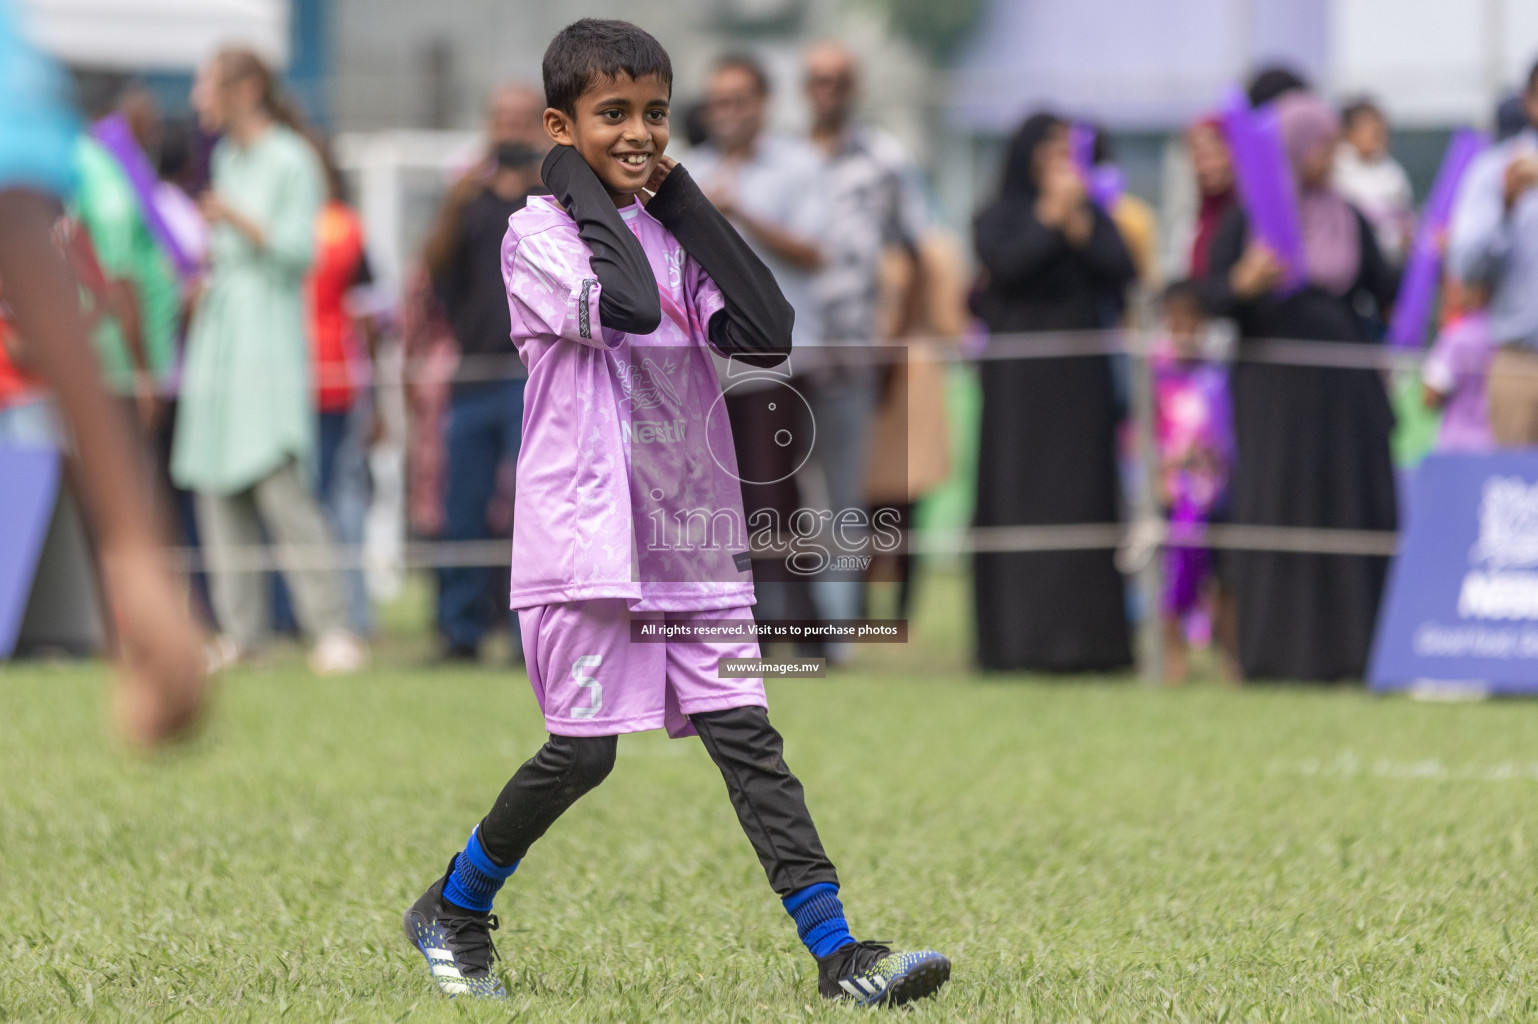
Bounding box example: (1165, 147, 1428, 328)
(501, 194, 756, 612)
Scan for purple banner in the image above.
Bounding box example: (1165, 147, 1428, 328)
(1371, 452, 1538, 692)
(0, 447, 60, 658)
(1219, 86, 1306, 293)
(92, 114, 197, 281)
(1386, 128, 1488, 349)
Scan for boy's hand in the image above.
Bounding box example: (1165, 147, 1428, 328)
(644, 156, 677, 195)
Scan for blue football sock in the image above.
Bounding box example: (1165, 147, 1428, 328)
(441, 828, 519, 913)
(783, 882, 855, 958)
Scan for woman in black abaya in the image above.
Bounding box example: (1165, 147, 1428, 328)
(1200, 92, 1398, 681)
(971, 113, 1136, 672)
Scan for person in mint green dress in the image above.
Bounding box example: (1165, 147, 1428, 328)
(172, 47, 366, 675)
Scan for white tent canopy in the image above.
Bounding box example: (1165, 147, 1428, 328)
(16, 0, 288, 71)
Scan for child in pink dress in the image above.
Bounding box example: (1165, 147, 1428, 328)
(1153, 281, 1237, 683)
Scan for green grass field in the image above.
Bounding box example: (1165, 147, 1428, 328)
(8, 570, 1538, 1022)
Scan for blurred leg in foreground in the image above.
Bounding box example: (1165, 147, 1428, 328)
(0, 190, 207, 746)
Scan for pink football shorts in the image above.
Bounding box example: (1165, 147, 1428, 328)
(518, 599, 767, 738)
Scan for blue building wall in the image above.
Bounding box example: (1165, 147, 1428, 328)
(287, 0, 331, 127)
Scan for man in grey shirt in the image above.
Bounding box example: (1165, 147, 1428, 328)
(1449, 59, 1538, 445)
(804, 42, 928, 347)
(688, 54, 825, 347)
(689, 54, 826, 625)
(800, 41, 928, 644)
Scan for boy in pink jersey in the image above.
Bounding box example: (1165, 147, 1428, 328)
(402, 19, 950, 1008)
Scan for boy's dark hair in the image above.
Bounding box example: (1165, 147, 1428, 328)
(1340, 96, 1383, 130)
(543, 18, 673, 116)
(713, 52, 771, 96)
(1162, 279, 1207, 315)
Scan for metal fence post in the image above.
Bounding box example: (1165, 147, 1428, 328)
(1128, 324, 1165, 685)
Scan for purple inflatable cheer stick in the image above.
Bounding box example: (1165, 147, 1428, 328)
(1067, 121, 1125, 211)
(1068, 121, 1096, 179)
(1219, 86, 1306, 294)
(92, 113, 197, 282)
(1386, 128, 1487, 349)
(1088, 165, 1125, 211)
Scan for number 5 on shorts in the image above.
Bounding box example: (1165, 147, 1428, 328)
(571, 654, 603, 720)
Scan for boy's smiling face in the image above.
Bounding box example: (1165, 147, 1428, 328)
(544, 72, 670, 204)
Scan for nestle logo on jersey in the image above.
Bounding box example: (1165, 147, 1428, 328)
(623, 418, 688, 444)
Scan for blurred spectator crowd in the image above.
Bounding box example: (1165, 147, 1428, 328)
(6, 30, 1538, 686)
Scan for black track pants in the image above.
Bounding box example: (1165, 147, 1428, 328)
(690, 705, 839, 895)
(475, 707, 838, 896)
(475, 733, 617, 867)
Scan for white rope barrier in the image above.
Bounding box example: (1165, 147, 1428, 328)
(167, 522, 1399, 575)
(133, 327, 1422, 582)
(123, 326, 1459, 397)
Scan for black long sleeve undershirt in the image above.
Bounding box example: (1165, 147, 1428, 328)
(540, 145, 661, 336)
(645, 164, 794, 368)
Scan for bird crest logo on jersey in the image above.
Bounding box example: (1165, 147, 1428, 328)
(618, 356, 688, 446)
(616, 356, 682, 411)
